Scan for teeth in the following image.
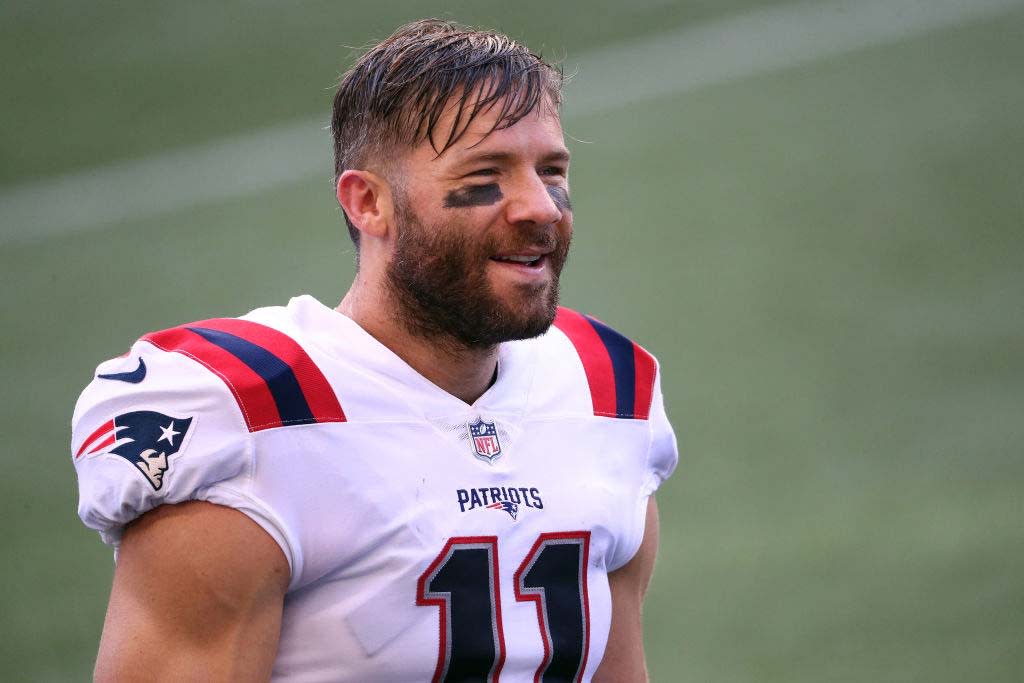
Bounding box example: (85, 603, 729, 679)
(498, 255, 539, 264)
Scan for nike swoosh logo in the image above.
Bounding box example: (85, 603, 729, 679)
(97, 357, 147, 384)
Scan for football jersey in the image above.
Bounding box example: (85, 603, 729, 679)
(71, 295, 678, 683)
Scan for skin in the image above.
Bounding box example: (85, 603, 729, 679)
(384, 177, 570, 352)
(96, 95, 660, 682)
(94, 502, 289, 682)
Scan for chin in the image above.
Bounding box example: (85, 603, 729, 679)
(493, 291, 559, 340)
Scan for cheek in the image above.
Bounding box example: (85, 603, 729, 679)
(557, 212, 573, 240)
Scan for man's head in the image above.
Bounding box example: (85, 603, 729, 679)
(332, 20, 572, 349)
(331, 19, 563, 245)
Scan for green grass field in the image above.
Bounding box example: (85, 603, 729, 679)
(2, 1, 1023, 680)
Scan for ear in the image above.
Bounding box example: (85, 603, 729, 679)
(336, 170, 392, 240)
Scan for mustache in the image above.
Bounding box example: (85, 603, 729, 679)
(486, 226, 560, 253)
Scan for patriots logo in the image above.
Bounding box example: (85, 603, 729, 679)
(468, 417, 502, 463)
(486, 500, 519, 520)
(75, 410, 193, 490)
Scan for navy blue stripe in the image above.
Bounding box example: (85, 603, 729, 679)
(585, 316, 636, 418)
(187, 326, 315, 426)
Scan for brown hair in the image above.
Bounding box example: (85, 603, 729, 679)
(331, 19, 563, 247)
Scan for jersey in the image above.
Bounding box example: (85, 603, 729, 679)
(71, 295, 678, 683)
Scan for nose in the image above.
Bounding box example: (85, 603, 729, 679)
(504, 174, 564, 227)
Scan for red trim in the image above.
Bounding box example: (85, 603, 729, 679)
(513, 531, 592, 683)
(552, 308, 617, 417)
(416, 544, 451, 683)
(76, 418, 114, 458)
(142, 326, 282, 431)
(632, 343, 657, 421)
(86, 432, 118, 456)
(416, 536, 505, 683)
(194, 318, 345, 426)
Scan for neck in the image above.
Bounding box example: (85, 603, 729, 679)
(337, 277, 499, 405)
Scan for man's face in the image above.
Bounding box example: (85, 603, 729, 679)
(134, 448, 169, 489)
(385, 100, 573, 349)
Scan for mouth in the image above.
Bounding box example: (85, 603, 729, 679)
(489, 253, 548, 269)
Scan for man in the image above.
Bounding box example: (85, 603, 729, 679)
(72, 19, 677, 682)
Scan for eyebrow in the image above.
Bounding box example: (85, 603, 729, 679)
(455, 149, 571, 166)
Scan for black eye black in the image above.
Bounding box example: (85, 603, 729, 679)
(444, 184, 504, 208)
(547, 186, 572, 211)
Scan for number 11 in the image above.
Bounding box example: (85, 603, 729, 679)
(417, 531, 592, 683)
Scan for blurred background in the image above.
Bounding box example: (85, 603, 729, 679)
(2, 0, 1023, 680)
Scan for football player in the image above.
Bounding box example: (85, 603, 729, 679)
(72, 19, 677, 682)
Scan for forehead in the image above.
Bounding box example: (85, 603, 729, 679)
(404, 95, 567, 171)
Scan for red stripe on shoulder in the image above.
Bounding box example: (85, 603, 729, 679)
(196, 318, 346, 425)
(142, 326, 283, 431)
(76, 418, 114, 458)
(553, 307, 617, 416)
(86, 431, 119, 457)
(632, 343, 657, 421)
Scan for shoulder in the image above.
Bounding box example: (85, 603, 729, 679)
(135, 308, 345, 431)
(540, 308, 679, 564)
(70, 304, 343, 546)
(527, 306, 661, 421)
(73, 303, 347, 449)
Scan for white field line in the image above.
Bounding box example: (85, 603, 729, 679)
(1, 0, 1020, 246)
(561, 0, 1023, 116)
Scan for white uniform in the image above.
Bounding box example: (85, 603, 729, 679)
(72, 295, 678, 683)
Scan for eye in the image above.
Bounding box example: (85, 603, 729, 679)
(540, 166, 567, 178)
(465, 167, 499, 178)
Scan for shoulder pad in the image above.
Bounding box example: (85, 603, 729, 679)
(552, 307, 658, 420)
(70, 315, 342, 547)
(141, 317, 345, 432)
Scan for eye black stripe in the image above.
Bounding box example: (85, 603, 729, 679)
(444, 185, 504, 208)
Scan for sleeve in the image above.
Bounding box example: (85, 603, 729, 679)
(70, 340, 292, 567)
(605, 360, 679, 572)
(642, 363, 679, 496)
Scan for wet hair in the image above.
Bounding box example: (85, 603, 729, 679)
(331, 19, 563, 248)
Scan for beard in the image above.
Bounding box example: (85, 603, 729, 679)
(385, 194, 570, 350)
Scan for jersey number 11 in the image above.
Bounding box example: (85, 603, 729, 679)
(417, 531, 591, 683)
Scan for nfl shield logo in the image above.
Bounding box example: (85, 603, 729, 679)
(468, 417, 502, 463)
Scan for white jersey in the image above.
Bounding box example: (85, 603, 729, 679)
(72, 295, 678, 683)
